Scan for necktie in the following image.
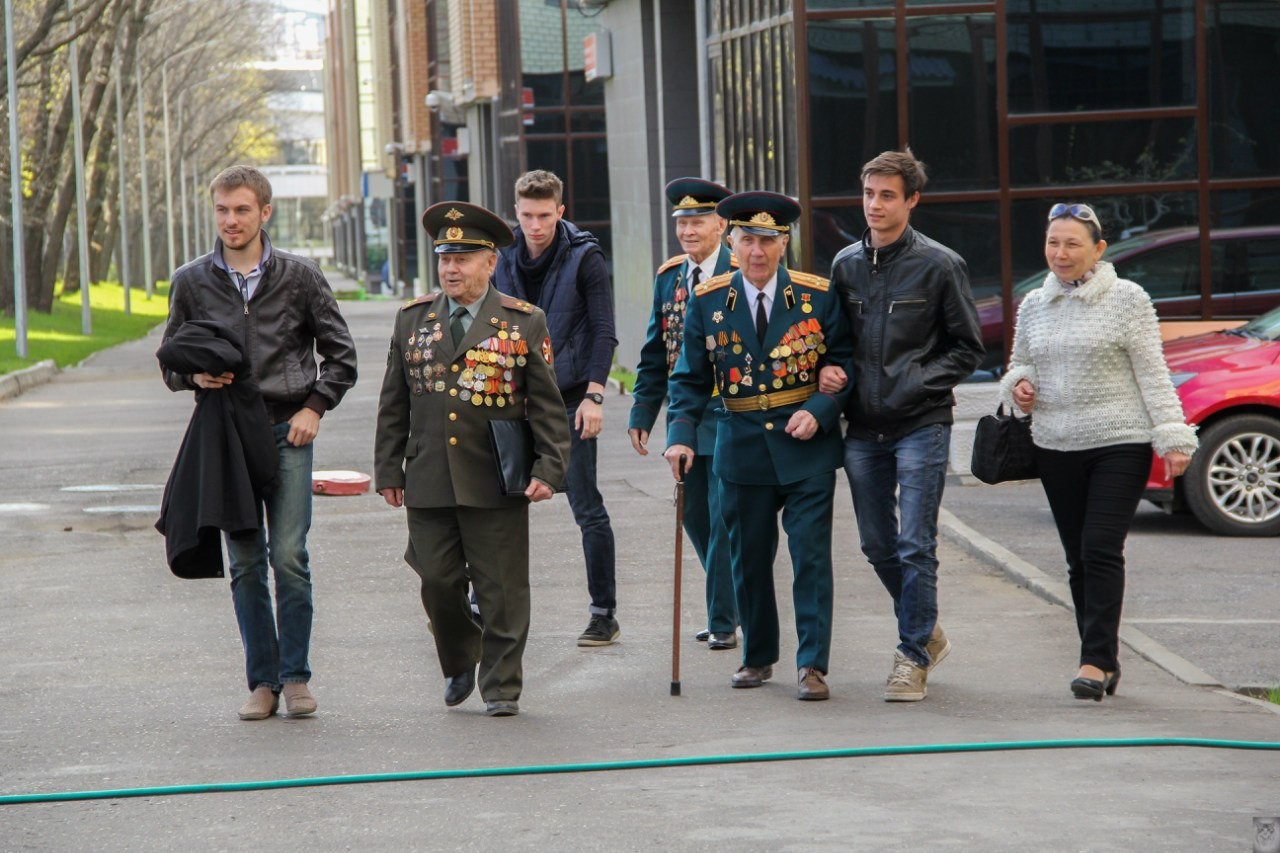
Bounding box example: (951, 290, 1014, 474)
(450, 306, 468, 347)
(755, 291, 768, 344)
(688, 265, 702, 289)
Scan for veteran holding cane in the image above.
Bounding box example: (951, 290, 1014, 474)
(375, 202, 570, 718)
(663, 192, 854, 700)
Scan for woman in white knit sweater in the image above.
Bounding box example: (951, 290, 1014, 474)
(999, 203, 1199, 702)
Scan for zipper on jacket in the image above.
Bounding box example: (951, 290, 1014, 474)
(888, 299, 926, 313)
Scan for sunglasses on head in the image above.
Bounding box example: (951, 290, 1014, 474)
(1048, 203, 1101, 229)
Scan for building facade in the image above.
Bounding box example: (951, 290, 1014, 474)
(324, 0, 1280, 368)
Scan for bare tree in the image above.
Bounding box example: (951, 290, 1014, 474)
(2, 0, 284, 315)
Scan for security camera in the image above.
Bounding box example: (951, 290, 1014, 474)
(424, 90, 450, 112)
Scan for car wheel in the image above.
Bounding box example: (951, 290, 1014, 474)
(1183, 414, 1280, 536)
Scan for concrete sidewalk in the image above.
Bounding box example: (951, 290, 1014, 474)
(1, 294, 1277, 851)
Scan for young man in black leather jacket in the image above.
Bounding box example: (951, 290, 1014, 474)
(161, 165, 357, 721)
(822, 149, 983, 702)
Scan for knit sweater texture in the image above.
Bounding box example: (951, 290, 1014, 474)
(998, 261, 1198, 457)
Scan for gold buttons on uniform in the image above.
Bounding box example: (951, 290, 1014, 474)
(449, 413, 457, 421)
(765, 422, 775, 431)
(451, 364, 460, 373)
(449, 437, 458, 446)
(449, 388, 458, 396)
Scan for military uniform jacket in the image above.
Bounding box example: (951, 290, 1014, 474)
(666, 267, 854, 486)
(374, 286, 571, 508)
(629, 246, 736, 452)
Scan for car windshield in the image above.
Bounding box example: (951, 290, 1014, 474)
(1225, 306, 1280, 341)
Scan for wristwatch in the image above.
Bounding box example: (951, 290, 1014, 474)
(583, 392, 605, 405)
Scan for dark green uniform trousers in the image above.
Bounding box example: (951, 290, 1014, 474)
(683, 453, 737, 634)
(405, 503, 529, 702)
(719, 471, 835, 673)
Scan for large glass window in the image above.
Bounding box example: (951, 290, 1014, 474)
(1211, 188, 1280, 228)
(1207, 2, 1280, 178)
(518, 0, 610, 257)
(807, 19, 897, 197)
(707, 2, 795, 196)
(907, 16, 997, 191)
(1009, 118, 1197, 186)
(1007, 1, 1196, 113)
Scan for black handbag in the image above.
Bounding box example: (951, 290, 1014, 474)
(970, 405, 1038, 484)
(488, 419, 536, 495)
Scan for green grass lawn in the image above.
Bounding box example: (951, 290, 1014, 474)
(0, 281, 170, 375)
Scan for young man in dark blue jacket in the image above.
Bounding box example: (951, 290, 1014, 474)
(493, 170, 621, 646)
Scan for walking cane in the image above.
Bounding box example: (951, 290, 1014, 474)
(670, 455, 687, 696)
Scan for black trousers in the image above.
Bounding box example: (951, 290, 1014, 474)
(1036, 442, 1152, 672)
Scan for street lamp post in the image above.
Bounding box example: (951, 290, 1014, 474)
(68, 0, 92, 334)
(5, 0, 27, 357)
(114, 58, 131, 314)
(134, 72, 154, 299)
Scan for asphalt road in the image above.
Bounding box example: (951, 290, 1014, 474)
(940, 474, 1280, 692)
(1, 293, 1277, 850)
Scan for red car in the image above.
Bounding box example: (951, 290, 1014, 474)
(978, 226, 1280, 372)
(1144, 307, 1280, 536)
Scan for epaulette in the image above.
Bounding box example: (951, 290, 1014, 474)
(657, 254, 688, 274)
(401, 292, 439, 311)
(788, 270, 831, 292)
(728, 253, 740, 269)
(499, 293, 536, 314)
(694, 271, 734, 297)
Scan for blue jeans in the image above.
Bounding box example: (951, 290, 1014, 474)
(225, 421, 314, 692)
(844, 424, 950, 667)
(565, 403, 617, 616)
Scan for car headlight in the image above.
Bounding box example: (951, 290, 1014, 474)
(1168, 372, 1197, 388)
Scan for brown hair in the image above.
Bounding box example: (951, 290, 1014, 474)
(209, 165, 273, 208)
(861, 148, 928, 198)
(514, 170, 563, 206)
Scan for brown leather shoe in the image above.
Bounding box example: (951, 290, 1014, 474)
(238, 686, 279, 721)
(797, 666, 830, 700)
(730, 665, 773, 688)
(282, 683, 317, 716)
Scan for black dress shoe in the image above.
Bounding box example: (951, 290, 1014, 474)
(444, 667, 476, 706)
(707, 631, 737, 650)
(484, 700, 519, 717)
(1070, 670, 1119, 702)
(694, 628, 711, 642)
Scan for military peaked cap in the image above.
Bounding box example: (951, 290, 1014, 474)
(665, 177, 732, 218)
(421, 201, 515, 254)
(717, 191, 802, 236)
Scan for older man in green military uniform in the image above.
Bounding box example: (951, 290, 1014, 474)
(628, 177, 738, 649)
(664, 191, 853, 701)
(375, 201, 570, 718)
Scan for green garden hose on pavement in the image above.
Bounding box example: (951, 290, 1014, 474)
(1, 736, 1277, 805)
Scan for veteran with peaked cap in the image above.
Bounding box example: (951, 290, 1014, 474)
(663, 190, 854, 701)
(629, 178, 739, 649)
(375, 200, 570, 717)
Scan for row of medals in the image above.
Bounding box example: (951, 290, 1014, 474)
(404, 322, 529, 406)
(707, 321, 828, 395)
(661, 286, 688, 373)
(460, 336, 528, 407)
